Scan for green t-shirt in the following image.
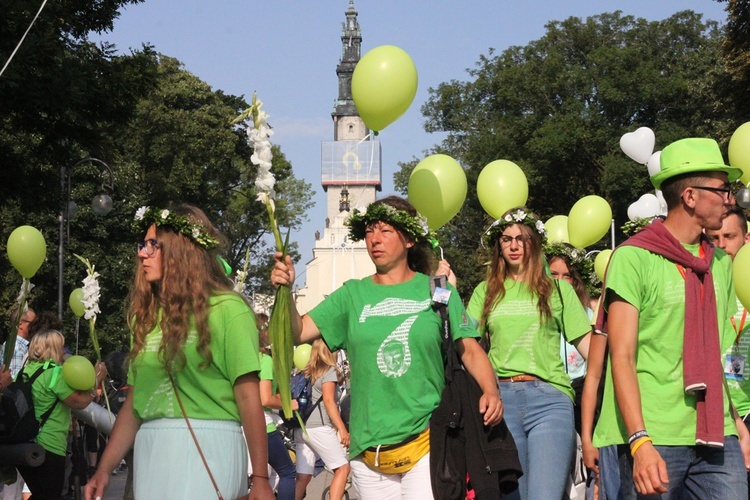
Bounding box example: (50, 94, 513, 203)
(25, 360, 75, 456)
(307, 273, 477, 458)
(593, 245, 737, 447)
(260, 353, 277, 432)
(466, 279, 591, 400)
(128, 293, 261, 421)
(724, 297, 750, 415)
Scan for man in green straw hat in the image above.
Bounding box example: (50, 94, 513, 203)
(593, 138, 749, 497)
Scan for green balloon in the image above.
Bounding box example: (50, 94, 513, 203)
(568, 196, 612, 248)
(594, 249, 613, 282)
(408, 154, 467, 230)
(545, 216, 569, 244)
(729, 122, 750, 187)
(6, 226, 46, 278)
(352, 45, 418, 133)
(293, 344, 312, 371)
(477, 160, 528, 219)
(62, 355, 96, 391)
(734, 245, 750, 311)
(69, 288, 86, 318)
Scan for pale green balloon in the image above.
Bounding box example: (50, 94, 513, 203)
(69, 288, 86, 318)
(734, 245, 750, 311)
(476, 160, 529, 219)
(729, 122, 750, 187)
(545, 216, 569, 244)
(6, 226, 46, 278)
(568, 196, 612, 248)
(351, 45, 418, 133)
(594, 249, 613, 282)
(63, 355, 96, 391)
(408, 154, 467, 230)
(293, 344, 312, 371)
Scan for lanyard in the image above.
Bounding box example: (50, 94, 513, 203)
(732, 308, 748, 344)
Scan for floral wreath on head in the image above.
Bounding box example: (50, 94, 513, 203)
(483, 208, 547, 247)
(133, 206, 220, 250)
(544, 241, 599, 297)
(345, 203, 436, 245)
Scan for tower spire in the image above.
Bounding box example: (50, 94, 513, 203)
(333, 0, 361, 118)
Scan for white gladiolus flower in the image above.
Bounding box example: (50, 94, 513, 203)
(161, 209, 170, 219)
(135, 206, 147, 221)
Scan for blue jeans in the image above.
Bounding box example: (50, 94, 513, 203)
(268, 430, 296, 500)
(617, 436, 747, 499)
(597, 444, 621, 500)
(500, 379, 576, 500)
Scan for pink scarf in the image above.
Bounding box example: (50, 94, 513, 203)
(595, 219, 724, 446)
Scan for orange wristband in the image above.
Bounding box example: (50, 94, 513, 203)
(630, 436, 653, 457)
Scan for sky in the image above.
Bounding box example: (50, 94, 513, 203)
(95, 0, 728, 286)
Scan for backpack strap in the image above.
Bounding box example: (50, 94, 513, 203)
(430, 275, 460, 380)
(26, 364, 61, 429)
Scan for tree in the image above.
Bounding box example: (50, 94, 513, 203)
(0, 17, 314, 357)
(715, 0, 750, 135)
(400, 10, 728, 297)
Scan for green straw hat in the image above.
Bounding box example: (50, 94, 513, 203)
(650, 138, 742, 190)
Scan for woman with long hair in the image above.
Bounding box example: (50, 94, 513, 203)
(271, 195, 502, 499)
(17, 330, 104, 498)
(256, 313, 296, 500)
(467, 207, 592, 500)
(85, 205, 272, 500)
(293, 339, 349, 500)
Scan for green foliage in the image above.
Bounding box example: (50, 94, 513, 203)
(407, 10, 734, 299)
(0, 8, 313, 357)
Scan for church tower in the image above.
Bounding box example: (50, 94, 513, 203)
(294, 1, 381, 314)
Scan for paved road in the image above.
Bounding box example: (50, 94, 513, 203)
(100, 466, 358, 499)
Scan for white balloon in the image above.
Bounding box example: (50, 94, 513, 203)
(627, 193, 661, 221)
(647, 151, 662, 177)
(620, 127, 656, 164)
(655, 190, 668, 215)
(627, 201, 640, 221)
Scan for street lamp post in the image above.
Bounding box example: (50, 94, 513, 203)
(58, 158, 114, 320)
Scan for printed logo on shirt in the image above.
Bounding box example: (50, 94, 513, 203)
(376, 315, 418, 378)
(359, 298, 431, 323)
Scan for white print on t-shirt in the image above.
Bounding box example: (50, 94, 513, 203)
(143, 378, 176, 416)
(376, 315, 418, 378)
(359, 298, 431, 322)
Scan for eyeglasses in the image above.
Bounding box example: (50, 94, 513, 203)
(499, 235, 530, 246)
(690, 185, 733, 200)
(136, 238, 160, 256)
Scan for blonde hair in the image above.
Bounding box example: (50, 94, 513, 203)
(302, 339, 338, 383)
(127, 204, 235, 374)
(27, 329, 65, 365)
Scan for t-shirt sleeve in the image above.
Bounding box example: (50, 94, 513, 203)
(603, 247, 644, 311)
(320, 367, 339, 385)
(557, 281, 592, 343)
(259, 354, 273, 382)
(447, 283, 479, 340)
(308, 282, 353, 352)
(50, 366, 76, 401)
(219, 296, 261, 385)
(466, 281, 488, 326)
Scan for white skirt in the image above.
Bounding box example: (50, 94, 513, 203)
(134, 418, 248, 499)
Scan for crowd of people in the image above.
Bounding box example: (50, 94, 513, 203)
(0, 135, 748, 500)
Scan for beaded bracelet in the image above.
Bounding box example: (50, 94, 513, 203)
(628, 429, 649, 445)
(630, 437, 653, 457)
